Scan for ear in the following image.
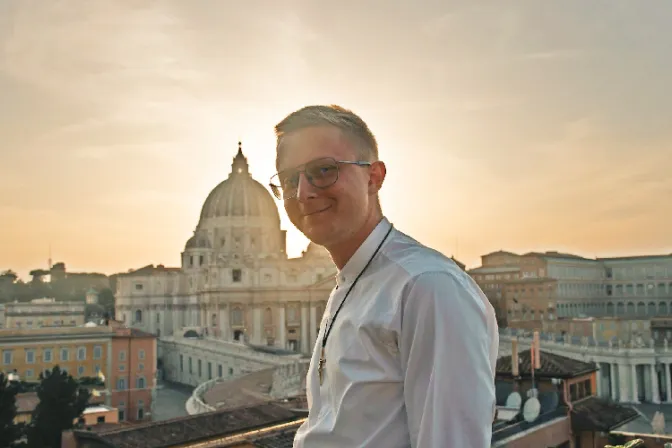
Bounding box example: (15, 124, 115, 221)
(368, 161, 386, 195)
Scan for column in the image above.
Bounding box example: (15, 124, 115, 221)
(595, 363, 602, 397)
(219, 305, 229, 340)
(253, 307, 262, 344)
(301, 305, 309, 355)
(309, 306, 318, 352)
(610, 363, 618, 400)
(665, 363, 672, 403)
(651, 363, 661, 404)
(631, 364, 639, 403)
(278, 306, 287, 349)
(619, 363, 630, 403)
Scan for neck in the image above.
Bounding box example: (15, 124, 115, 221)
(328, 209, 384, 270)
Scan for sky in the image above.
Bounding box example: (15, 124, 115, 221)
(1, 0, 671, 280)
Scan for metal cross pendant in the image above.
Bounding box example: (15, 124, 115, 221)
(318, 347, 326, 385)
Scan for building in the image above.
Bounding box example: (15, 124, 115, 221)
(542, 317, 652, 347)
(469, 250, 672, 328)
(114, 143, 336, 356)
(495, 340, 640, 447)
(500, 327, 672, 405)
(2, 298, 86, 329)
(61, 402, 306, 448)
(0, 322, 156, 423)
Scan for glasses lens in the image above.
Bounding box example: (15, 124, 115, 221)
(305, 158, 339, 188)
(270, 158, 339, 199)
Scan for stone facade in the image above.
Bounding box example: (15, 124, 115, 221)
(158, 331, 303, 388)
(115, 144, 336, 356)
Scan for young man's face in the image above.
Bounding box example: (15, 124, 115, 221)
(275, 126, 377, 248)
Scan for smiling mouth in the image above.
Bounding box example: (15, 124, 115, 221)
(304, 206, 332, 216)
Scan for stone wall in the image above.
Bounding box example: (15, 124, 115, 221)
(269, 360, 310, 398)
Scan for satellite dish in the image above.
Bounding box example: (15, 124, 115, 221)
(505, 391, 522, 410)
(523, 397, 541, 422)
(538, 391, 560, 414)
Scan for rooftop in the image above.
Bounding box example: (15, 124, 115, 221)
(496, 349, 597, 379)
(571, 396, 640, 432)
(203, 368, 276, 409)
(86, 402, 302, 448)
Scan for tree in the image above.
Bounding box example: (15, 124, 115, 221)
(0, 373, 20, 447)
(25, 366, 90, 448)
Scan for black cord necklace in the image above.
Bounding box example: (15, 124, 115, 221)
(317, 223, 394, 385)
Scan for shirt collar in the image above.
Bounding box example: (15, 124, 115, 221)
(336, 217, 392, 287)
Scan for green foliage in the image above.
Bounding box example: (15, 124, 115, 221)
(0, 373, 20, 447)
(24, 366, 91, 448)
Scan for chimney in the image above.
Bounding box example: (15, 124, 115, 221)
(533, 331, 541, 370)
(511, 337, 519, 377)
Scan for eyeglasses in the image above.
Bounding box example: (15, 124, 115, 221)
(269, 157, 372, 200)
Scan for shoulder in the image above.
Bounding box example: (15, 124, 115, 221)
(381, 228, 492, 316)
(382, 228, 473, 290)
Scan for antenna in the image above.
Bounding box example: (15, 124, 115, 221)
(522, 396, 541, 422)
(48, 244, 52, 270)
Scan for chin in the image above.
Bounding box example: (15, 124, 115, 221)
(300, 224, 336, 247)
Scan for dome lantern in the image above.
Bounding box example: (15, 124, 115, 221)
(230, 141, 249, 176)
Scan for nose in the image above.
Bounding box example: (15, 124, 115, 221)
(295, 172, 317, 201)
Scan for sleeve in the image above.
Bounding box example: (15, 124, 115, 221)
(399, 271, 497, 448)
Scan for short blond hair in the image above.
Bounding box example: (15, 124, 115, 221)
(274, 105, 378, 168)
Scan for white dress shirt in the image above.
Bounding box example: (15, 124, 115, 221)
(293, 218, 499, 448)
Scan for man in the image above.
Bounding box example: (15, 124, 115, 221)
(270, 105, 499, 447)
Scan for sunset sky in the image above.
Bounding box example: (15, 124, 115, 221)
(1, 0, 671, 280)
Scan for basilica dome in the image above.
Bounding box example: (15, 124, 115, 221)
(198, 143, 280, 226)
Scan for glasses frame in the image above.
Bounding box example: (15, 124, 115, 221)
(269, 157, 372, 200)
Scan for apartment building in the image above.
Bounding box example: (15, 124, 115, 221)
(2, 298, 86, 329)
(469, 250, 672, 329)
(0, 321, 156, 423)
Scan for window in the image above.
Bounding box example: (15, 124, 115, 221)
(93, 345, 103, 360)
(135, 310, 142, 322)
(119, 364, 126, 371)
(229, 367, 233, 376)
(134, 283, 143, 290)
(180, 355, 184, 372)
(231, 307, 243, 325)
(138, 363, 144, 371)
(119, 350, 126, 361)
(218, 364, 223, 377)
(208, 362, 212, 380)
(188, 357, 192, 374)
(60, 348, 69, 361)
(136, 377, 146, 389)
(43, 349, 52, 362)
(25, 350, 35, 364)
(77, 347, 86, 361)
(198, 359, 202, 377)
(199, 255, 204, 265)
(117, 378, 126, 390)
(232, 269, 242, 282)
(138, 349, 145, 360)
(97, 416, 105, 423)
(78, 366, 85, 376)
(118, 409, 125, 421)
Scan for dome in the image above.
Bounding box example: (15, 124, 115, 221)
(185, 235, 212, 250)
(198, 142, 280, 225)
